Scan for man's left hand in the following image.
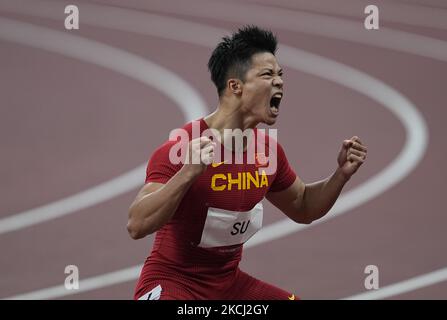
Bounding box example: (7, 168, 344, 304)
(337, 136, 367, 179)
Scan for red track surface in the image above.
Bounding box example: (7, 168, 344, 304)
(1, 0, 446, 299)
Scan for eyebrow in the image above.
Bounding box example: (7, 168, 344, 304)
(259, 68, 283, 74)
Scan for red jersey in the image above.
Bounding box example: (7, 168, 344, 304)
(134, 118, 296, 299)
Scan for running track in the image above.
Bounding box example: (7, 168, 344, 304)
(1, 0, 446, 299)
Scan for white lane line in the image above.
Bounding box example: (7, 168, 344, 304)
(0, 0, 429, 235)
(343, 267, 447, 300)
(5, 265, 144, 300)
(0, 0, 228, 47)
(9, 265, 447, 300)
(2, 10, 428, 298)
(95, 0, 447, 63)
(0, 17, 207, 234)
(242, 0, 447, 30)
(2, 0, 447, 62)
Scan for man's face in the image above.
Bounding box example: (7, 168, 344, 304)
(239, 52, 284, 125)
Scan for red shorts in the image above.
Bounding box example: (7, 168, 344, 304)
(135, 268, 298, 300)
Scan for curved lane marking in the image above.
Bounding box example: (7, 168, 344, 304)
(0, 17, 207, 234)
(1, 8, 429, 298)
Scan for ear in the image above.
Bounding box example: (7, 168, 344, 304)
(228, 79, 242, 95)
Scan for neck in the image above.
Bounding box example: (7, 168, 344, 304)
(203, 101, 258, 151)
(203, 101, 257, 132)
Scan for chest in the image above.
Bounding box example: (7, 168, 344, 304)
(191, 163, 275, 211)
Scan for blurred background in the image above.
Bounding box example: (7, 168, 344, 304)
(0, 0, 446, 299)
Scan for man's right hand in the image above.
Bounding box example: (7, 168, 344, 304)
(127, 136, 216, 239)
(183, 137, 216, 178)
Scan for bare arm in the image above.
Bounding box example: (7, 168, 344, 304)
(127, 167, 197, 239)
(266, 136, 367, 224)
(127, 137, 215, 239)
(267, 169, 348, 224)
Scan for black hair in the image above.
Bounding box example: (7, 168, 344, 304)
(207, 25, 278, 97)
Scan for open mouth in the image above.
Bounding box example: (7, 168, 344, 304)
(270, 93, 282, 115)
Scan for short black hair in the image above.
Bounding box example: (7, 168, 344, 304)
(207, 25, 278, 97)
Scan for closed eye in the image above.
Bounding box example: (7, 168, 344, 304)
(261, 72, 283, 78)
(260, 69, 283, 78)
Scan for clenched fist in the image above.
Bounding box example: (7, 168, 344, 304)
(337, 136, 367, 179)
(183, 137, 216, 178)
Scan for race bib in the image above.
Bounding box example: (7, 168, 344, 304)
(198, 202, 263, 248)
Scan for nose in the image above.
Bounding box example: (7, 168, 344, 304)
(272, 75, 283, 89)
